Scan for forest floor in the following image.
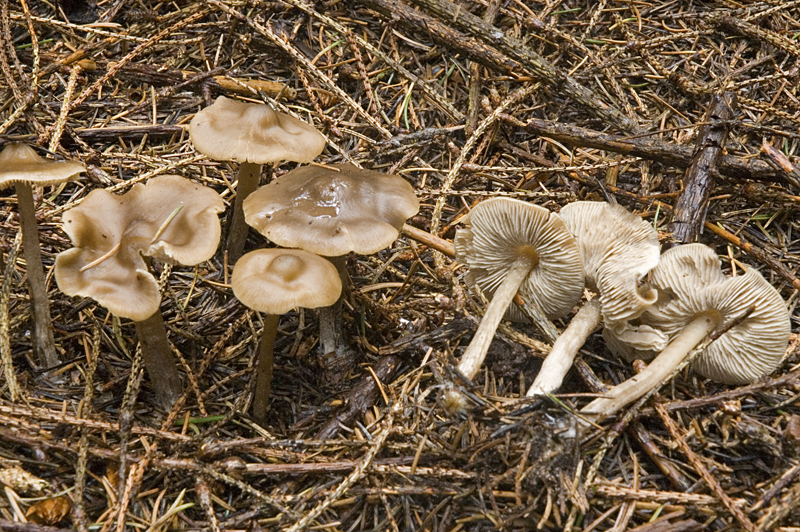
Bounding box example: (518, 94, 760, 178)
(1, 0, 800, 531)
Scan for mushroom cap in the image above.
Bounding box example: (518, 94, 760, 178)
(231, 249, 342, 314)
(189, 96, 326, 164)
(559, 201, 660, 324)
(454, 197, 584, 320)
(609, 243, 791, 384)
(243, 164, 420, 256)
(55, 175, 224, 321)
(0, 143, 85, 189)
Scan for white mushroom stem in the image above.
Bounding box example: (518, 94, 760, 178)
(527, 298, 602, 397)
(226, 162, 264, 264)
(15, 182, 58, 368)
(581, 310, 721, 419)
(458, 254, 537, 380)
(252, 313, 279, 422)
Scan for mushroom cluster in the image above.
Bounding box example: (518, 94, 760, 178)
(56, 174, 224, 408)
(582, 243, 791, 419)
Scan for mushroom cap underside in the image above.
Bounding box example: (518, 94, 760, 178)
(56, 175, 224, 319)
(0, 143, 85, 189)
(232, 249, 342, 314)
(607, 243, 790, 384)
(559, 201, 660, 325)
(243, 163, 420, 256)
(189, 95, 326, 164)
(454, 197, 584, 320)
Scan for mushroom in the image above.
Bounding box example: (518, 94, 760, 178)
(527, 201, 660, 396)
(0, 143, 85, 368)
(243, 163, 420, 355)
(189, 96, 326, 262)
(55, 175, 224, 408)
(581, 243, 791, 419)
(232, 248, 342, 421)
(447, 197, 584, 412)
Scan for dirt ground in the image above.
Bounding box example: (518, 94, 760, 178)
(1, 0, 800, 530)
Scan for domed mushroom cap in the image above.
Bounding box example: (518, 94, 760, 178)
(0, 143, 85, 188)
(454, 197, 584, 320)
(232, 249, 342, 314)
(55, 175, 224, 321)
(244, 164, 420, 256)
(611, 244, 791, 384)
(559, 201, 660, 324)
(189, 96, 326, 164)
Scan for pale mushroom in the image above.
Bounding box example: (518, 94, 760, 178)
(527, 201, 660, 396)
(582, 243, 791, 419)
(446, 198, 584, 412)
(189, 95, 326, 262)
(232, 249, 342, 421)
(56, 175, 224, 408)
(0, 143, 85, 368)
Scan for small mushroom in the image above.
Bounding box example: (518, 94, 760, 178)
(232, 249, 342, 421)
(55, 175, 224, 408)
(527, 201, 660, 396)
(448, 198, 584, 412)
(581, 243, 791, 419)
(243, 163, 420, 355)
(189, 96, 326, 262)
(0, 143, 85, 368)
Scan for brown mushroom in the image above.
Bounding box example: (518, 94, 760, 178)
(243, 163, 420, 355)
(189, 96, 326, 262)
(232, 249, 342, 421)
(0, 143, 85, 368)
(55, 175, 224, 408)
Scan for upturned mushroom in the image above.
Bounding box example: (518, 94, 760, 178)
(189, 96, 326, 262)
(55, 175, 224, 408)
(232, 248, 342, 421)
(447, 197, 584, 412)
(243, 163, 420, 355)
(582, 243, 791, 419)
(0, 143, 85, 368)
(527, 201, 660, 396)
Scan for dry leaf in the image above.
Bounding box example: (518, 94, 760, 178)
(26, 496, 71, 525)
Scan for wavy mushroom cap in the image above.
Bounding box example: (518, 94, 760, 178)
(244, 164, 420, 256)
(55, 175, 224, 321)
(232, 249, 342, 315)
(609, 243, 791, 384)
(189, 96, 326, 164)
(454, 198, 584, 320)
(0, 143, 85, 189)
(559, 201, 660, 324)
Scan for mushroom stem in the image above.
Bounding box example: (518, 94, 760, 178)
(527, 298, 602, 397)
(581, 310, 721, 419)
(458, 254, 537, 380)
(15, 182, 58, 368)
(134, 311, 183, 409)
(252, 313, 279, 422)
(226, 162, 264, 264)
(319, 255, 349, 356)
